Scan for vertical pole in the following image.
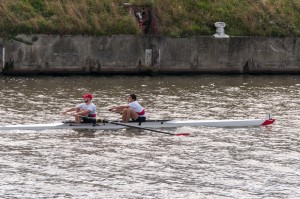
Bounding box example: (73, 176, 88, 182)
(145, 49, 152, 67)
(2, 48, 5, 69)
(158, 49, 160, 70)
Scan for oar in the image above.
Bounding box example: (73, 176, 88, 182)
(108, 120, 190, 136)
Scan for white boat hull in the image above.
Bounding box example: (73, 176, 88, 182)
(0, 118, 275, 131)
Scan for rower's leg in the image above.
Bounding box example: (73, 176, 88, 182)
(122, 108, 139, 123)
(75, 108, 85, 124)
(129, 109, 139, 121)
(122, 108, 130, 123)
(75, 115, 81, 124)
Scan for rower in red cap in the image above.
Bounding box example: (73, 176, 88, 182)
(62, 93, 97, 124)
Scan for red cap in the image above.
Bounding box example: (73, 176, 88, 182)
(83, 93, 93, 99)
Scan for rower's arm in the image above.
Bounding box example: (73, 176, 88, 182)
(76, 109, 91, 116)
(62, 107, 79, 114)
(109, 105, 129, 112)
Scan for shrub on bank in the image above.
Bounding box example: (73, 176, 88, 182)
(0, 0, 299, 37)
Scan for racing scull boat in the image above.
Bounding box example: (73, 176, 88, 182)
(0, 116, 275, 131)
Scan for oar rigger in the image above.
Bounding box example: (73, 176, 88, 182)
(67, 117, 190, 136)
(107, 120, 190, 136)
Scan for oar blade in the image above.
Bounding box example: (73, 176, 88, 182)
(175, 133, 190, 136)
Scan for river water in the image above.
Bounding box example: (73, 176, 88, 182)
(0, 75, 299, 199)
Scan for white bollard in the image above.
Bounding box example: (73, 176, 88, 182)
(213, 22, 229, 38)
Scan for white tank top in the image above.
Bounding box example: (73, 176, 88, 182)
(128, 101, 146, 117)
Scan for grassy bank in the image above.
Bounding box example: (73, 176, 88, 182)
(0, 0, 300, 37)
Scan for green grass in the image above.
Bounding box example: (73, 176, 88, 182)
(0, 0, 300, 37)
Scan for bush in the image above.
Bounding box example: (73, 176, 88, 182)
(0, 0, 299, 37)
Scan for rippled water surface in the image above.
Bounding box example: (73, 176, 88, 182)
(0, 75, 299, 198)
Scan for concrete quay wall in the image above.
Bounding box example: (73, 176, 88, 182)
(0, 34, 300, 75)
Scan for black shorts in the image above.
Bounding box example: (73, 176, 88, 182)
(132, 116, 146, 122)
(82, 117, 96, 124)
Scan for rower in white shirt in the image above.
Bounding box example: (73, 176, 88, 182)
(109, 94, 146, 123)
(62, 93, 97, 124)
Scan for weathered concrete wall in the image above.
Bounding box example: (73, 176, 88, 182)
(0, 34, 300, 74)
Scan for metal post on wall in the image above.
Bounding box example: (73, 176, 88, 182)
(145, 49, 152, 67)
(2, 48, 5, 69)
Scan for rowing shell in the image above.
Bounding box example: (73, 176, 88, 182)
(0, 118, 275, 131)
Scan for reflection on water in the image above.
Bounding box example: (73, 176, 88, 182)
(0, 75, 299, 198)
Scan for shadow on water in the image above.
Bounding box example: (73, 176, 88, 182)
(71, 129, 97, 138)
(119, 128, 150, 137)
(68, 128, 149, 138)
